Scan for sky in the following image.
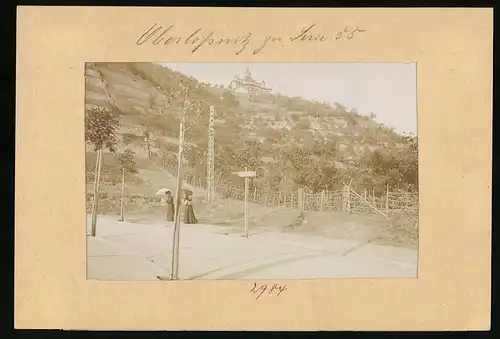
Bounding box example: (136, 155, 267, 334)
(160, 62, 417, 134)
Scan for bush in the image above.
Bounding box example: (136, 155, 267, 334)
(294, 119, 311, 130)
(222, 90, 239, 107)
(343, 114, 358, 126)
(122, 133, 142, 145)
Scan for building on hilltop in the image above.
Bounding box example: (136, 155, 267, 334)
(228, 68, 272, 101)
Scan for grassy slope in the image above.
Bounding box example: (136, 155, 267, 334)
(85, 62, 405, 173)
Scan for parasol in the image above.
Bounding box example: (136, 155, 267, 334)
(155, 188, 172, 196)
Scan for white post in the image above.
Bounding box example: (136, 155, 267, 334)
(244, 167, 249, 238)
(233, 169, 256, 238)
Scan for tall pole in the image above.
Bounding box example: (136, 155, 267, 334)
(119, 167, 125, 222)
(206, 105, 215, 202)
(170, 85, 189, 280)
(244, 167, 249, 238)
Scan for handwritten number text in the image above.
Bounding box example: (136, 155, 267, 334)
(250, 282, 287, 299)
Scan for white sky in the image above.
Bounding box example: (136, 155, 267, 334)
(160, 62, 417, 134)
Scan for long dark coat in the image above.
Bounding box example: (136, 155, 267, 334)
(183, 197, 198, 224)
(165, 195, 175, 221)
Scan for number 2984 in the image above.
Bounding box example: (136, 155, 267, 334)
(250, 282, 287, 299)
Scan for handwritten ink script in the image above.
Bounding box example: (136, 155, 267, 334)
(250, 282, 287, 299)
(136, 23, 366, 56)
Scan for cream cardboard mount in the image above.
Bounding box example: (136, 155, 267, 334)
(15, 7, 492, 330)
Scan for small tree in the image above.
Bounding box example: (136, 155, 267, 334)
(233, 139, 263, 172)
(85, 106, 120, 236)
(116, 148, 138, 175)
(85, 106, 119, 152)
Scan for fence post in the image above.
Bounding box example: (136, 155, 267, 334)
(341, 186, 347, 212)
(253, 187, 257, 203)
(363, 188, 367, 211)
(385, 183, 389, 217)
(320, 190, 325, 211)
(291, 190, 294, 208)
(119, 168, 125, 222)
(347, 187, 351, 214)
(298, 188, 304, 211)
(264, 193, 269, 206)
(279, 191, 282, 206)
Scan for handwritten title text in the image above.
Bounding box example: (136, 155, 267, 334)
(136, 23, 366, 55)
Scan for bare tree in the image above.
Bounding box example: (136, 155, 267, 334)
(154, 78, 204, 280)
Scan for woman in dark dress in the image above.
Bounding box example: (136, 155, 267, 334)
(183, 193, 198, 224)
(165, 190, 175, 222)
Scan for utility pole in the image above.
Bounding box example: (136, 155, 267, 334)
(206, 105, 215, 202)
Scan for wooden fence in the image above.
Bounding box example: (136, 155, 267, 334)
(175, 164, 418, 220)
(212, 179, 418, 219)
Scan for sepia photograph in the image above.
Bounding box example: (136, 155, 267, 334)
(85, 62, 418, 281)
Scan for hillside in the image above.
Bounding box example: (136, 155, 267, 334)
(85, 62, 417, 195)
